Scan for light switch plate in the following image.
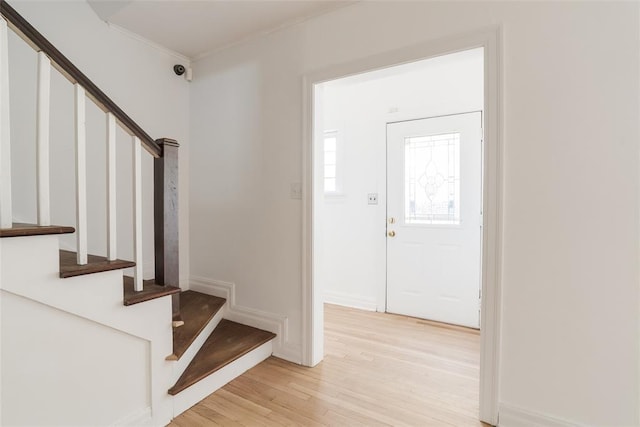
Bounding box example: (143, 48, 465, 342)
(290, 183, 302, 199)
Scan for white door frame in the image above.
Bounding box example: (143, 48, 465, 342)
(301, 27, 504, 425)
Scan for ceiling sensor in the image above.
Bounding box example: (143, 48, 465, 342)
(173, 64, 185, 76)
(173, 64, 193, 82)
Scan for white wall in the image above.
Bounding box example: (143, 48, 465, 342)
(190, 1, 639, 425)
(8, 1, 191, 285)
(317, 49, 483, 311)
(1, 291, 150, 426)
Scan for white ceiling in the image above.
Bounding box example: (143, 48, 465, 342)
(88, 0, 353, 60)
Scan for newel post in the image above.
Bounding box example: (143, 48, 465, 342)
(154, 138, 181, 321)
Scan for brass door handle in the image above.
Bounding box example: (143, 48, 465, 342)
(388, 231, 396, 237)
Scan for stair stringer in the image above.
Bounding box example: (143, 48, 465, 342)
(172, 340, 273, 417)
(0, 235, 174, 427)
(171, 302, 227, 383)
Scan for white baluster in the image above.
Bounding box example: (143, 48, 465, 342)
(74, 84, 87, 265)
(36, 52, 51, 226)
(132, 136, 143, 291)
(106, 113, 116, 261)
(0, 18, 12, 229)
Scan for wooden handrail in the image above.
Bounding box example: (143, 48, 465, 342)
(0, 0, 180, 318)
(0, 0, 162, 157)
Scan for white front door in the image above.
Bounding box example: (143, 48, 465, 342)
(386, 112, 482, 328)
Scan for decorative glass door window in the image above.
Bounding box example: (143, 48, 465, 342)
(404, 132, 460, 225)
(324, 130, 338, 193)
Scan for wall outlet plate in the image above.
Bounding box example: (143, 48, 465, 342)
(368, 193, 378, 204)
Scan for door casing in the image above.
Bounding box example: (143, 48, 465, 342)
(302, 27, 504, 425)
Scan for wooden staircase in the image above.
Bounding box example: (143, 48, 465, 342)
(0, 223, 277, 423)
(171, 290, 226, 360)
(0, 2, 276, 424)
(169, 320, 276, 396)
(59, 249, 135, 278)
(167, 292, 276, 400)
(168, 296, 276, 415)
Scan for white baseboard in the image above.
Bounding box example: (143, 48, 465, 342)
(110, 407, 152, 427)
(324, 290, 377, 311)
(180, 274, 191, 290)
(499, 403, 585, 427)
(190, 276, 302, 364)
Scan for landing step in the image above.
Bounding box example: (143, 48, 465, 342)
(0, 222, 74, 238)
(168, 320, 276, 395)
(172, 291, 226, 360)
(59, 250, 135, 278)
(123, 276, 181, 306)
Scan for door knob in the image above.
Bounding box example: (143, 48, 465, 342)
(388, 231, 396, 237)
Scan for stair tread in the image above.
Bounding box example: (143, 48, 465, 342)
(59, 250, 135, 278)
(123, 276, 181, 306)
(172, 291, 226, 360)
(0, 222, 75, 238)
(168, 319, 276, 395)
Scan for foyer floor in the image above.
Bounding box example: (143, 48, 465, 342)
(169, 304, 484, 426)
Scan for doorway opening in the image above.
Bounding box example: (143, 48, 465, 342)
(314, 47, 483, 417)
(303, 30, 502, 425)
(315, 48, 484, 328)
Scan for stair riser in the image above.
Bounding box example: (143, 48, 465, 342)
(172, 304, 227, 383)
(2, 237, 148, 331)
(0, 235, 173, 337)
(1, 236, 127, 312)
(172, 340, 273, 417)
(1, 235, 59, 285)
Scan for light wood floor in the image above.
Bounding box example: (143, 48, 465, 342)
(169, 304, 485, 426)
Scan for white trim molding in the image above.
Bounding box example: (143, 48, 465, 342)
(110, 407, 152, 427)
(0, 17, 12, 229)
(107, 22, 191, 64)
(191, 2, 357, 62)
(302, 26, 504, 426)
(499, 403, 586, 427)
(190, 276, 301, 364)
(324, 290, 377, 312)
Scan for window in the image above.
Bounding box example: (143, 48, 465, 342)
(404, 132, 460, 225)
(323, 130, 338, 193)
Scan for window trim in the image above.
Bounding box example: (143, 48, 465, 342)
(323, 129, 344, 197)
